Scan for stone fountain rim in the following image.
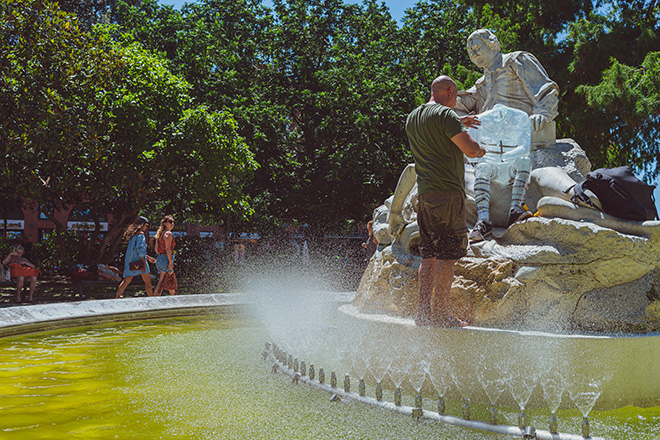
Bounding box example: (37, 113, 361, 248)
(0, 292, 356, 338)
(339, 304, 660, 340)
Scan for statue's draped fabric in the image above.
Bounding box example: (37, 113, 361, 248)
(456, 52, 559, 122)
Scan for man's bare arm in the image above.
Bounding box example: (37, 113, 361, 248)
(451, 131, 486, 158)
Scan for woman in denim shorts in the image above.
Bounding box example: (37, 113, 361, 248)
(153, 215, 177, 296)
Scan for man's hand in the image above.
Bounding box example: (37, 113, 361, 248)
(388, 212, 405, 237)
(460, 112, 481, 129)
(530, 114, 548, 132)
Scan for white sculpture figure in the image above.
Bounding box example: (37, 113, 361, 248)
(467, 104, 533, 241)
(455, 29, 559, 146)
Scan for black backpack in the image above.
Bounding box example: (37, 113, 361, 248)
(570, 166, 658, 221)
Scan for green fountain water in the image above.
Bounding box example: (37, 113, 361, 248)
(0, 314, 658, 439)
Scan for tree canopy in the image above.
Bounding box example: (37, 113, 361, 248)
(2, 0, 659, 257)
(0, 0, 256, 264)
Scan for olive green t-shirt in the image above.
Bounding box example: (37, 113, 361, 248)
(405, 103, 467, 195)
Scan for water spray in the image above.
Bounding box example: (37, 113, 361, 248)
(264, 342, 608, 440)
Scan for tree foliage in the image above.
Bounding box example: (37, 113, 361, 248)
(0, 0, 255, 265)
(4, 0, 660, 258)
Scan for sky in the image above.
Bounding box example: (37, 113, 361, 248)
(157, 0, 660, 213)
(158, 0, 417, 23)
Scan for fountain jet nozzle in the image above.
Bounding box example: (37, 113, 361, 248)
(549, 412, 558, 434)
(462, 399, 470, 420)
(489, 404, 497, 425)
(358, 379, 366, 397)
(437, 397, 445, 415)
(582, 416, 590, 438)
(394, 387, 402, 406)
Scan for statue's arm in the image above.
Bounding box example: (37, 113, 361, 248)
(513, 53, 559, 129)
(455, 84, 481, 116)
(388, 164, 417, 236)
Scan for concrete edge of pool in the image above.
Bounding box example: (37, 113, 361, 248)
(0, 292, 356, 337)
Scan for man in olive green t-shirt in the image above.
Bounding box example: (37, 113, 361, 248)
(405, 75, 486, 327)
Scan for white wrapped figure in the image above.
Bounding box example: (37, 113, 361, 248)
(467, 104, 533, 241)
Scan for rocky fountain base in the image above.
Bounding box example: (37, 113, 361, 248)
(355, 215, 660, 334)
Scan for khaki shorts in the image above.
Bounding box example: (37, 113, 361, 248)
(417, 191, 468, 260)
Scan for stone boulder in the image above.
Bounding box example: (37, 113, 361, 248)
(355, 207, 660, 334)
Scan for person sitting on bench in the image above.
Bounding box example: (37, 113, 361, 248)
(2, 245, 37, 303)
(96, 264, 122, 281)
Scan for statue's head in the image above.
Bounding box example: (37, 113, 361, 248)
(467, 29, 500, 69)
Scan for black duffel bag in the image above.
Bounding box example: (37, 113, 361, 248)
(570, 166, 658, 221)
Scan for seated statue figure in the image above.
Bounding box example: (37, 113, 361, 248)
(467, 104, 533, 241)
(455, 29, 559, 146)
(383, 29, 658, 254)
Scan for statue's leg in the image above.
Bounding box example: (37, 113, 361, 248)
(470, 163, 497, 242)
(474, 162, 496, 224)
(508, 157, 533, 226)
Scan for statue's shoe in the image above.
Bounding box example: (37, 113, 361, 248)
(469, 220, 492, 242)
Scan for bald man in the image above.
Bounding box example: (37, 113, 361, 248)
(405, 75, 486, 327)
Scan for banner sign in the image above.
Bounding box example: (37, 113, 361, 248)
(0, 220, 24, 230)
(67, 221, 109, 232)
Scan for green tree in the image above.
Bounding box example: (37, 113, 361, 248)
(249, 0, 418, 233)
(576, 52, 660, 179)
(0, 0, 256, 266)
(561, 0, 660, 177)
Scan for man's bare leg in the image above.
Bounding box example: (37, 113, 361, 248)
(416, 257, 437, 325)
(433, 260, 455, 310)
(416, 258, 468, 327)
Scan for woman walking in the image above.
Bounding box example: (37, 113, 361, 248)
(153, 215, 177, 296)
(116, 216, 156, 298)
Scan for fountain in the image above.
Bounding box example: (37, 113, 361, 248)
(0, 277, 659, 439)
(326, 31, 660, 437)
